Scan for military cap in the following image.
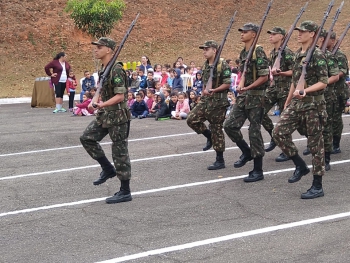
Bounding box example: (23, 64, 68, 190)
(267, 27, 286, 36)
(319, 28, 327, 38)
(91, 37, 117, 50)
(294, 21, 318, 32)
(330, 32, 336, 39)
(238, 23, 259, 33)
(199, 40, 219, 49)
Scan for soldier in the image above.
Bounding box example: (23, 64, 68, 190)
(186, 40, 231, 170)
(273, 21, 328, 199)
(80, 37, 132, 204)
(224, 23, 269, 182)
(302, 29, 339, 171)
(330, 32, 349, 154)
(263, 27, 294, 162)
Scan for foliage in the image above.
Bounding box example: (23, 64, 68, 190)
(65, 0, 125, 39)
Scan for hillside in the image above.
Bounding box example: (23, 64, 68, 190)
(1, 0, 349, 98)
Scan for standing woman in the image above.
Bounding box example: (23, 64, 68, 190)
(45, 52, 71, 113)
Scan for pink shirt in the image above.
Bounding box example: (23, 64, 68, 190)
(176, 100, 190, 114)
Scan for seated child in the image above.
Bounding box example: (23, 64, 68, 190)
(188, 90, 197, 110)
(149, 93, 171, 120)
(171, 92, 190, 120)
(145, 89, 155, 112)
(162, 87, 171, 105)
(73, 91, 94, 116)
(131, 93, 148, 119)
(127, 91, 135, 108)
(169, 92, 178, 113)
(129, 71, 140, 92)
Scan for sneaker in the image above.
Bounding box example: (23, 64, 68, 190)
(53, 108, 59, 113)
(59, 108, 67, 112)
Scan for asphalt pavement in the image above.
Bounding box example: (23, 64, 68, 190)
(1, 103, 350, 263)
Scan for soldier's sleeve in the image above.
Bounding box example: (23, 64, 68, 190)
(327, 53, 339, 77)
(284, 47, 295, 71)
(220, 60, 232, 85)
(111, 63, 127, 94)
(336, 51, 348, 75)
(313, 49, 328, 84)
(255, 46, 269, 76)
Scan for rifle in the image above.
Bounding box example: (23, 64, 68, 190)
(332, 22, 350, 55)
(321, 1, 344, 52)
(296, 0, 334, 95)
(238, 0, 273, 90)
(92, 13, 140, 107)
(205, 11, 237, 93)
(272, 2, 308, 73)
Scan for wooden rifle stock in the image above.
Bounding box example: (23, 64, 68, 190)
(92, 13, 140, 106)
(296, 0, 334, 95)
(238, 0, 273, 91)
(332, 22, 350, 55)
(205, 11, 237, 92)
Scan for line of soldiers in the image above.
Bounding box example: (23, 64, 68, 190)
(187, 20, 349, 200)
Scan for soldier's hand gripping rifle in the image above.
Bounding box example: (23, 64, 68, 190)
(296, 0, 334, 95)
(238, 0, 273, 92)
(332, 22, 350, 55)
(205, 11, 237, 93)
(321, 1, 344, 52)
(92, 13, 140, 108)
(272, 2, 308, 74)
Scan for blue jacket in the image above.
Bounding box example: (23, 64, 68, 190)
(172, 68, 183, 91)
(82, 76, 95, 91)
(131, 100, 149, 115)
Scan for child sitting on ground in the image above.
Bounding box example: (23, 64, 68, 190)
(145, 89, 155, 112)
(73, 91, 94, 116)
(127, 91, 135, 108)
(131, 93, 149, 119)
(171, 92, 190, 120)
(169, 92, 178, 113)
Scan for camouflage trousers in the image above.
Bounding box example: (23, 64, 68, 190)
(80, 119, 131, 180)
(273, 101, 326, 176)
(261, 86, 287, 132)
(187, 98, 227, 152)
(323, 99, 335, 152)
(224, 103, 265, 158)
(332, 96, 346, 138)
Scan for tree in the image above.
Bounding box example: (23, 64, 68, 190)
(65, 0, 126, 39)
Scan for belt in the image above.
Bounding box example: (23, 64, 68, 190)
(301, 94, 325, 102)
(247, 90, 265, 96)
(212, 92, 228, 99)
(105, 101, 127, 111)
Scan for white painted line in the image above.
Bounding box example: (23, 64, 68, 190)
(94, 210, 350, 263)
(0, 159, 349, 218)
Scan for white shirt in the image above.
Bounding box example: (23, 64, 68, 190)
(59, 62, 67, 83)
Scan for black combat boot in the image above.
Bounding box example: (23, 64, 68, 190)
(331, 136, 341, 154)
(301, 175, 324, 199)
(106, 179, 132, 204)
(94, 156, 117, 185)
(244, 157, 264, 182)
(275, 152, 290, 162)
(325, 151, 331, 171)
(265, 130, 276, 152)
(234, 140, 253, 168)
(208, 151, 225, 170)
(288, 154, 310, 183)
(202, 129, 212, 151)
(303, 147, 311, 156)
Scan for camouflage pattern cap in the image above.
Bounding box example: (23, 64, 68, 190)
(294, 20, 318, 32)
(330, 32, 336, 39)
(91, 37, 117, 50)
(238, 23, 259, 33)
(267, 27, 286, 36)
(199, 40, 219, 49)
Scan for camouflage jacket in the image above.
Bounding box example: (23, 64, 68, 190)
(324, 49, 339, 102)
(269, 46, 294, 88)
(201, 59, 232, 89)
(292, 47, 328, 96)
(333, 49, 349, 98)
(97, 61, 130, 127)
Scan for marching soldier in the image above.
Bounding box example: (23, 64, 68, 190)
(187, 40, 232, 170)
(224, 23, 269, 182)
(273, 21, 328, 199)
(263, 27, 294, 162)
(80, 37, 132, 204)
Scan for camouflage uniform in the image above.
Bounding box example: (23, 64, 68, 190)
(80, 38, 131, 183)
(224, 44, 269, 158)
(332, 47, 349, 149)
(187, 43, 231, 153)
(273, 46, 328, 176)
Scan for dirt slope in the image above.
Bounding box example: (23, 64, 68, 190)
(0, 0, 349, 97)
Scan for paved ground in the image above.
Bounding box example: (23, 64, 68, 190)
(1, 103, 350, 263)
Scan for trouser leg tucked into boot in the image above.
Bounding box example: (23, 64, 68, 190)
(301, 175, 324, 199)
(331, 135, 341, 154)
(288, 154, 310, 183)
(325, 151, 331, 171)
(94, 156, 117, 185)
(208, 151, 225, 170)
(106, 179, 132, 204)
(202, 129, 212, 151)
(244, 157, 264, 182)
(234, 140, 253, 168)
(265, 130, 276, 152)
